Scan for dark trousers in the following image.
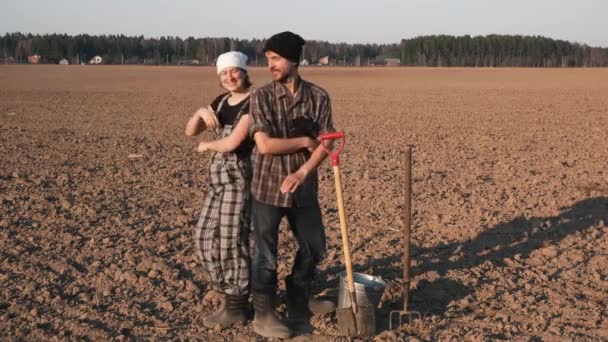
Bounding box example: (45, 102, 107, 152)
(251, 198, 326, 293)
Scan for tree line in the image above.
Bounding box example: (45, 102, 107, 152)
(1, 32, 606, 67)
(400, 35, 607, 67)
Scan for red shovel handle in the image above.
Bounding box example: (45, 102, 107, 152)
(320, 131, 345, 166)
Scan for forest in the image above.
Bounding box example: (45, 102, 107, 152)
(2, 32, 606, 67)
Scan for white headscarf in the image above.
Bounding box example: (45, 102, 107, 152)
(216, 51, 248, 75)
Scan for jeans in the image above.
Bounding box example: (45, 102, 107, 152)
(251, 198, 326, 293)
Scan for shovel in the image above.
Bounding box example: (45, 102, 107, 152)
(320, 131, 376, 337)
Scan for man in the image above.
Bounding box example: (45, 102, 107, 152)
(249, 31, 336, 338)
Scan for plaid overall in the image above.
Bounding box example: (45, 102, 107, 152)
(194, 94, 252, 296)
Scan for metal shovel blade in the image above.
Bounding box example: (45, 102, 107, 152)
(336, 305, 376, 337)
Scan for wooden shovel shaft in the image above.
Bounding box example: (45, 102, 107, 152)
(332, 164, 358, 314)
(403, 146, 412, 311)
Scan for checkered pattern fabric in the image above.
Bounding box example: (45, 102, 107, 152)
(249, 79, 335, 208)
(194, 95, 252, 296)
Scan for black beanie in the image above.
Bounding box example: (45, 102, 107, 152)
(263, 31, 305, 63)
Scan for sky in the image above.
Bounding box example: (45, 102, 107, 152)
(2, 0, 607, 47)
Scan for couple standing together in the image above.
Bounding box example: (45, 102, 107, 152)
(185, 31, 337, 338)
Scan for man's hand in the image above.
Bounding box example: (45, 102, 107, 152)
(280, 168, 308, 193)
(197, 141, 211, 153)
(195, 107, 220, 129)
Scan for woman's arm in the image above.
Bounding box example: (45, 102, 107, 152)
(199, 115, 318, 154)
(185, 106, 220, 136)
(197, 115, 252, 153)
(185, 114, 205, 136)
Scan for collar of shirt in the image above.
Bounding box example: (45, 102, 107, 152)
(273, 77, 306, 108)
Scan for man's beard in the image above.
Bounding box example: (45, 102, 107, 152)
(271, 69, 289, 83)
(276, 74, 289, 83)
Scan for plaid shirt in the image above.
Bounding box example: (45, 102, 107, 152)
(250, 79, 335, 208)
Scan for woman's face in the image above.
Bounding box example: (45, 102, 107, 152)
(219, 67, 246, 92)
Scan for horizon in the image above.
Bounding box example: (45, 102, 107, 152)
(2, 0, 606, 48)
(3, 31, 605, 50)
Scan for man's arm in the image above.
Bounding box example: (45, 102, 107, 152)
(197, 115, 251, 153)
(249, 88, 317, 154)
(280, 143, 328, 193)
(254, 132, 317, 155)
(280, 93, 336, 193)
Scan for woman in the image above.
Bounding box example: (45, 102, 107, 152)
(185, 51, 316, 329)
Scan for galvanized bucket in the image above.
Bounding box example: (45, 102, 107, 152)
(338, 272, 386, 309)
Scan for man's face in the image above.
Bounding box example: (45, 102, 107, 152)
(265, 51, 295, 82)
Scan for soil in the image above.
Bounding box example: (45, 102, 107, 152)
(1, 65, 607, 341)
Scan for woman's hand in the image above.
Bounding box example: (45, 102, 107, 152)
(197, 141, 211, 153)
(195, 107, 220, 130)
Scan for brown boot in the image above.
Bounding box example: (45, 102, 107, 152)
(286, 276, 335, 319)
(308, 296, 336, 315)
(252, 291, 291, 338)
(202, 293, 249, 329)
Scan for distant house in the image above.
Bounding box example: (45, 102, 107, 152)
(59, 59, 69, 65)
(300, 59, 309, 66)
(371, 55, 386, 66)
(89, 56, 103, 64)
(318, 56, 329, 65)
(28, 55, 41, 64)
(385, 58, 400, 66)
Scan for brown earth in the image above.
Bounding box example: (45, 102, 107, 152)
(1, 65, 607, 341)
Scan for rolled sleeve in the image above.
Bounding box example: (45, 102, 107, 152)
(250, 89, 272, 138)
(318, 95, 336, 134)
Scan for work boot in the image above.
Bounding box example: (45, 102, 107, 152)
(308, 296, 336, 315)
(202, 293, 249, 329)
(285, 277, 312, 334)
(286, 276, 336, 318)
(252, 291, 291, 338)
